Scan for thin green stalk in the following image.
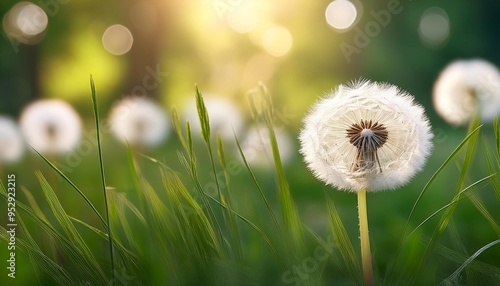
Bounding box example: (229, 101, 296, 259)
(358, 189, 374, 286)
(90, 75, 115, 285)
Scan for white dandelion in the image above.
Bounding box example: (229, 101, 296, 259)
(0, 116, 24, 164)
(108, 97, 170, 147)
(433, 59, 500, 126)
(182, 96, 244, 141)
(299, 80, 433, 192)
(20, 99, 82, 154)
(241, 125, 294, 167)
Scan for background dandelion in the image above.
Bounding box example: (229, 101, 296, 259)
(433, 59, 500, 126)
(108, 97, 170, 147)
(0, 116, 24, 164)
(19, 99, 82, 154)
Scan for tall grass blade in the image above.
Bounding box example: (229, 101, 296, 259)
(468, 192, 500, 236)
(326, 196, 361, 283)
(195, 85, 211, 144)
(35, 171, 106, 279)
(90, 75, 115, 284)
(418, 117, 481, 275)
(217, 135, 243, 261)
(233, 133, 282, 238)
(0, 225, 75, 285)
(388, 124, 482, 280)
(440, 239, 500, 286)
(204, 191, 286, 268)
(494, 117, 500, 156)
(408, 173, 496, 237)
(30, 146, 107, 228)
(248, 84, 305, 252)
(483, 132, 500, 205)
(447, 220, 480, 284)
(0, 180, 108, 284)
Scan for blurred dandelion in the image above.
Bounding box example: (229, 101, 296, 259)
(241, 125, 294, 167)
(299, 80, 433, 285)
(433, 59, 500, 126)
(0, 116, 24, 164)
(108, 97, 170, 147)
(20, 99, 82, 154)
(299, 80, 433, 192)
(182, 96, 244, 141)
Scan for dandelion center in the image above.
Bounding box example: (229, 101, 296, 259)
(46, 123, 58, 142)
(346, 119, 388, 173)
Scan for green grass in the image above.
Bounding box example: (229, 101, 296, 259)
(1, 82, 500, 285)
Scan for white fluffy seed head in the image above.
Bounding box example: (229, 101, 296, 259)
(299, 80, 433, 192)
(182, 96, 244, 141)
(433, 59, 500, 126)
(0, 116, 24, 163)
(108, 97, 170, 147)
(20, 99, 82, 154)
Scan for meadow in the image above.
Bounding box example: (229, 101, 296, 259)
(1, 79, 500, 285)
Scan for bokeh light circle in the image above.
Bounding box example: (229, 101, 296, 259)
(2, 2, 48, 44)
(262, 26, 293, 57)
(419, 7, 449, 47)
(102, 24, 134, 56)
(325, 0, 358, 31)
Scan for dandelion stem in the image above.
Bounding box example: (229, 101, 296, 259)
(358, 189, 374, 286)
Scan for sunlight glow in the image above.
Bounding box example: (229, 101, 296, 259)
(227, 6, 258, 34)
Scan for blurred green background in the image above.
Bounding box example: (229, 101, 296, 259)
(1, 0, 500, 285)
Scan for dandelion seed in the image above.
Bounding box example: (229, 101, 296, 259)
(0, 116, 24, 164)
(241, 125, 293, 167)
(20, 99, 82, 154)
(299, 80, 433, 192)
(108, 97, 170, 147)
(182, 96, 244, 141)
(433, 59, 500, 126)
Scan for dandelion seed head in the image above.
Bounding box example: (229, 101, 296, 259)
(0, 116, 24, 163)
(433, 59, 500, 125)
(299, 80, 433, 192)
(108, 97, 170, 147)
(182, 96, 244, 141)
(20, 99, 82, 154)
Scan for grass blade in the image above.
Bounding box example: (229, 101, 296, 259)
(90, 75, 115, 284)
(440, 239, 500, 286)
(388, 124, 482, 281)
(326, 196, 361, 283)
(29, 146, 107, 228)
